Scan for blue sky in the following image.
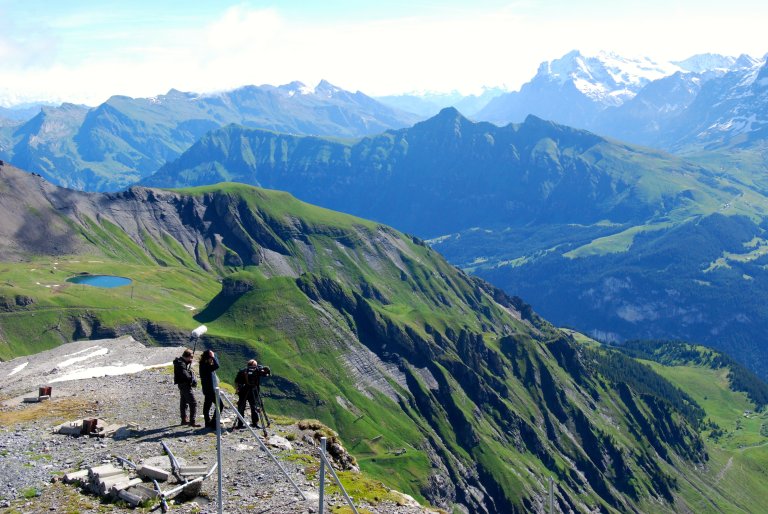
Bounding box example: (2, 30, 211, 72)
(1, 0, 767, 106)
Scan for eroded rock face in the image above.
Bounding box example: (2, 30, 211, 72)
(0, 295, 35, 311)
(221, 276, 255, 297)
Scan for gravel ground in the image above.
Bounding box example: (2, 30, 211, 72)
(0, 339, 440, 514)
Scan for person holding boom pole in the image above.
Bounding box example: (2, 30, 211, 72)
(172, 325, 207, 428)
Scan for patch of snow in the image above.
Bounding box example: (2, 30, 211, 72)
(8, 362, 28, 377)
(183, 304, 197, 311)
(62, 345, 102, 358)
(49, 361, 171, 383)
(707, 114, 758, 136)
(425, 234, 453, 245)
(58, 347, 109, 369)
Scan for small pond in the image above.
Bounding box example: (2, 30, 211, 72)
(66, 274, 133, 288)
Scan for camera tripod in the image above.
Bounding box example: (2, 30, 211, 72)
(233, 384, 271, 437)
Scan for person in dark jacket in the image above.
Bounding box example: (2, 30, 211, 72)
(199, 349, 223, 429)
(234, 359, 270, 429)
(173, 348, 200, 427)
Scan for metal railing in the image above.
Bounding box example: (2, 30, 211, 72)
(205, 381, 359, 513)
(318, 436, 359, 514)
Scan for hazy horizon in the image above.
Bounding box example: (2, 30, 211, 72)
(1, 0, 767, 107)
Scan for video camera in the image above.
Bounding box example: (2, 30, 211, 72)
(245, 364, 271, 386)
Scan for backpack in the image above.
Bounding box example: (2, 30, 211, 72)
(174, 357, 191, 385)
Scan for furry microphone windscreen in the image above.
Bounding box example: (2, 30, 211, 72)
(191, 325, 208, 338)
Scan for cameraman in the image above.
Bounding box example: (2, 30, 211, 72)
(173, 348, 200, 427)
(234, 359, 270, 429)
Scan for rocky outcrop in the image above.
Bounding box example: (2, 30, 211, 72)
(0, 295, 35, 311)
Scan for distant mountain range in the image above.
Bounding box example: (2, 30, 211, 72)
(375, 87, 507, 118)
(3, 50, 766, 193)
(0, 81, 420, 191)
(0, 103, 54, 122)
(477, 50, 767, 155)
(477, 50, 685, 128)
(140, 108, 768, 377)
(143, 107, 730, 234)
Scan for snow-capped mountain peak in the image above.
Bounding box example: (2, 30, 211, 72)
(314, 79, 344, 99)
(672, 53, 760, 74)
(536, 50, 681, 105)
(277, 81, 316, 97)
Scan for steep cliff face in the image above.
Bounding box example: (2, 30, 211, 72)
(0, 164, 720, 512)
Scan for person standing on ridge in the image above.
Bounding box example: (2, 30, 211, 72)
(199, 349, 223, 429)
(234, 359, 270, 429)
(173, 348, 200, 427)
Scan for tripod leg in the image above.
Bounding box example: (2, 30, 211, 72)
(257, 388, 271, 427)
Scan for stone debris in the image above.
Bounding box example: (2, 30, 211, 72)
(179, 465, 208, 477)
(88, 464, 125, 480)
(62, 459, 203, 509)
(61, 463, 153, 507)
(53, 418, 134, 438)
(62, 469, 89, 483)
(136, 463, 170, 482)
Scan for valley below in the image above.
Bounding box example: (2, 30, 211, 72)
(2, 163, 768, 512)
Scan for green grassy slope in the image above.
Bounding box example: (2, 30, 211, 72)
(0, 175, 766, 512)
(603, 339, 768, 512)
(136, 111, 768, 381)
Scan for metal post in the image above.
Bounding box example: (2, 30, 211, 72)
(161, 441, 185, 484)
(160, 464, 217, 497)
(318, 450, 359, 514)
(214, 385, 224, 514)
(319, 437, 326, 514)
(549, 476, 554, 514)
(152, 479, 168, 513)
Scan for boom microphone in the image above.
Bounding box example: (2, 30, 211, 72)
(191, 325, 208, 338)
(189, 325, 208, 364)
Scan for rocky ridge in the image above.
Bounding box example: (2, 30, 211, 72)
(0, 337, 436, 513)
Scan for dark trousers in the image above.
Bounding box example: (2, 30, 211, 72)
(236, 388, 259, 426)
(202, 393, 224, 424)
(178, 385, 196, 421)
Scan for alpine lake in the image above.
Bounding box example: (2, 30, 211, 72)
(66, 274, 133, 288)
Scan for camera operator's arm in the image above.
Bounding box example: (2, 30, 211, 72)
(234, 368, 245, 393)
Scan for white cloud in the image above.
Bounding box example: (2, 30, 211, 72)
(1, 4, 766, 107)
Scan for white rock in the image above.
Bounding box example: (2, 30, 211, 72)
(267, 435, 293, 451)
